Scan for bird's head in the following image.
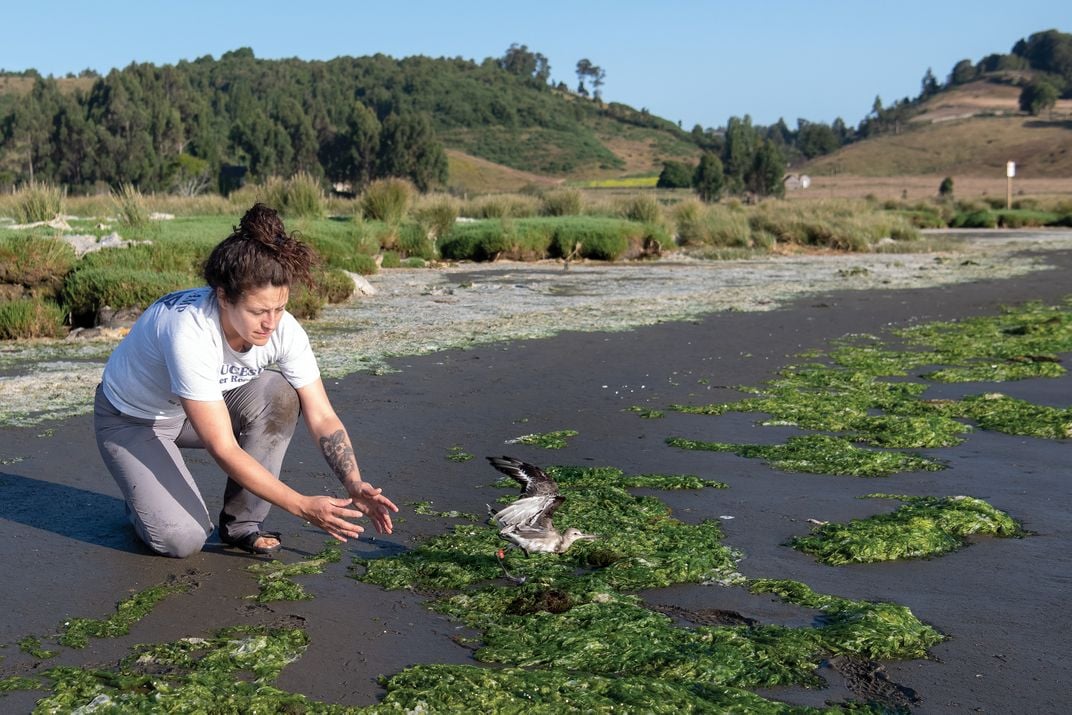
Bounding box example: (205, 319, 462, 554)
(561, 528, 598, 548)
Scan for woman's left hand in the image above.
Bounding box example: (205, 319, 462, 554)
(345, 480, 398, 534)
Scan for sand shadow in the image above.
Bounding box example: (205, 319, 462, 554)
(0, 471, 147, 553)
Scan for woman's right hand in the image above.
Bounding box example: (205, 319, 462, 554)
(299, 495, 365, 542)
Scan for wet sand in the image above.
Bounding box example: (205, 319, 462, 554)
(2, 247, 1072, 712)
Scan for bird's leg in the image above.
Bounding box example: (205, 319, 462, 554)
(496, 545, 526, 585)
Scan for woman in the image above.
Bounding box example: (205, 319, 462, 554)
(94, 203, 396, 557)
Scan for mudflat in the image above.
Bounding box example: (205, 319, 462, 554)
(1, 238, 1071, 712)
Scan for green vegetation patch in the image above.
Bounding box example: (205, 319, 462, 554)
(31, 626, 339, 713)
(508, 429, 578, 449)
(790, 495, 1023, 565)
(352, 463, 942, 711)
(17, 635, 57, 660)
(410, 501, 480, 520)
(0, 675, 39, 693)
(749, 580, 944, 661)
(665, 300, 1072, 478)
(59, 575, 194, 648)
(246, 541, 342, 603)
(953, 392, 1072, 439)
(446, 445, 475, 462)
(667, 435, 943, 477)
(374, 663, 825, 714)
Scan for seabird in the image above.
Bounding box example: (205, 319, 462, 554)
(486, 456, 597, 583)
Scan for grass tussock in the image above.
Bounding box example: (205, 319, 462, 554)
(111, 183, 150, 229)
(11, 181, 65, 224)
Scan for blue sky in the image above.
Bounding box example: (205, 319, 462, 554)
(1, 1, 1066, 129)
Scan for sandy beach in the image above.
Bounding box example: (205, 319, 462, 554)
(1, 231, 1071, 712)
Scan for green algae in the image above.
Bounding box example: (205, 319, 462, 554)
(954, 392, 1072, 439)
(0, 675, 39, 693)
(31, 626, 344, 714)
(748, 579, 944, 661)
(410, 500, 480, 520)
(446, 445, 475, 462)
(371, 663, 859, 714)
(59, 575, 194, 648)
(246, 541, 342, 603)
(790, 495, 1023, 565)
(627, 405, 665, 419)
(667, 435, 943, 477)
(351, 464, 942, 713)
(508, 429, 579, 449)
(16, 636, 56, 660)
(545, 464, 727, 490)
(664, 300, 1072, 479)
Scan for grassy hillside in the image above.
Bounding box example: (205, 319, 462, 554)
(804, 78, 1072, 178)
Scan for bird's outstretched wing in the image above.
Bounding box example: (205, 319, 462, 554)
(487, 456, 559, 497)
(492, 494, 562, 530)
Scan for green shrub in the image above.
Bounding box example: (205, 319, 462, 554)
(439, 220, 517, 261)
(380, 251, 402, 268)
(540, 189, 583, 217)
(254, 173, 324, 218)
(312, 268, 355, 304)
(0, 298, 67, 339)
(62, 267, 197, 323)
(461, 193, 540, 219)
(414, 194, 460, 240)
(13, 181, 65, 224)
(280, 171, 324, 218)
(75, 239, 217, 275)
(994, 209, 1059, 228)
(0, 235, 77, 287)
(951, 209, 997, 229)
(361, 178, 415, 223)
(287, 283, 325, 320)
(550, 217, 633, 260)
(111, 183, 150, 229)
(678, 205, 751, 248)
(616, 194, 663, 225)
(396, 223, 437, 260)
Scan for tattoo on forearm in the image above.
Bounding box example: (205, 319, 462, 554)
(320, 430, 358, 481)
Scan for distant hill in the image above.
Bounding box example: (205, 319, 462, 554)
(0, 50, 700, 194)
(803, 76, 1072, 178)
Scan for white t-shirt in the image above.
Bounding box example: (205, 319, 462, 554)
(102, 286, 321, 420)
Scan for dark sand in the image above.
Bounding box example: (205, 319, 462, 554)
(2, 251, 1072, 713)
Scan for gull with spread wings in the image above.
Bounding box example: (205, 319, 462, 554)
(486, 455, 597, 583)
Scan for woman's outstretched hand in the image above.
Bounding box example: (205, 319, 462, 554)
(299, 495, 366, 542)
(345, 480, 398, 535)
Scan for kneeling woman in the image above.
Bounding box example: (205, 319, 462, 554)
(94, 203, 397, 557)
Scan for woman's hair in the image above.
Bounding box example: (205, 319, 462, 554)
(203, 203, 316, 302)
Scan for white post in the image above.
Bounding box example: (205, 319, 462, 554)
(1006, 161, 1016, 210)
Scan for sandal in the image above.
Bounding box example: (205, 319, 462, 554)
(223, 530, 282, 555)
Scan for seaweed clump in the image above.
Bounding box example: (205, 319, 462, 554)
(352, 464, 943, 712)
(790, 494, 1023, 565)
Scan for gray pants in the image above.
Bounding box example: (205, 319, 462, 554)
(93, 371, 300, 557)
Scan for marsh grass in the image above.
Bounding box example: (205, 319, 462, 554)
(111, 183, 150, 229)
(12, 181, 64, 223)
(0, 297, 67, 339)
(790, 494, 1023, 565)
(359, 177, 414, 223)
(0, 235, 77, 288)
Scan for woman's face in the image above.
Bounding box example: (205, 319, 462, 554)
(217, 284, 290, 351)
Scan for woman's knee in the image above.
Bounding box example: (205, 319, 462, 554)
(144, 521, 210, 558)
